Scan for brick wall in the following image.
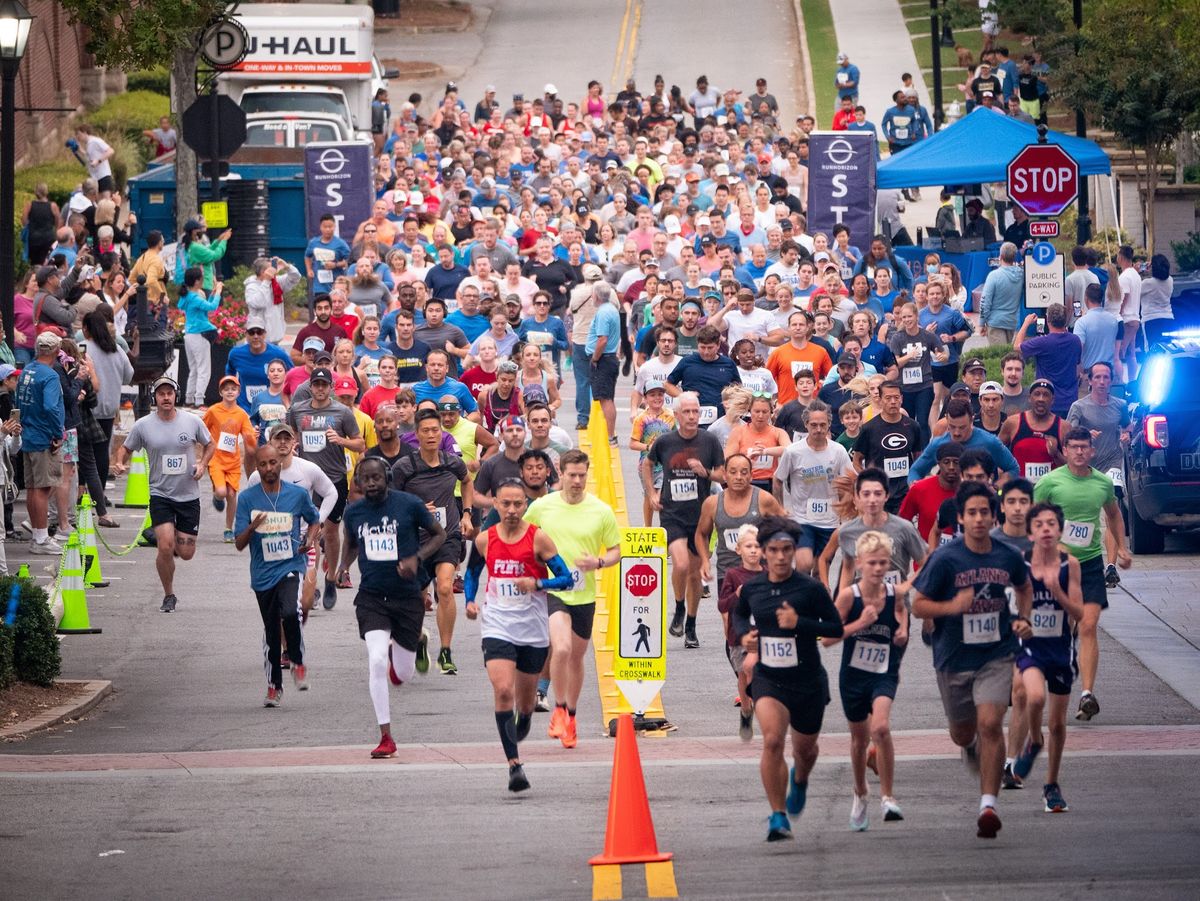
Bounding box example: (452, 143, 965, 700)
(8, 1, 89, 164)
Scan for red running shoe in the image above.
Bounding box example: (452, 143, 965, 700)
(371, 733, 397, 759)
(977, 806, 1002, 839)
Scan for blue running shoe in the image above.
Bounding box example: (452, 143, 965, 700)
(786, 767, 808, 816)
(1014, 739, 1043, 780)
(1043, 782, 1069, 813)
(766, 811, 792, 842)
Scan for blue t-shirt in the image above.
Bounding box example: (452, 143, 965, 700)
(1073, 309, 1121, 370)
(909, 429, 1020, 484)
(234, 481, 320, 591)
(666, 353, 741, 415)
(226, 342, 293, 411)
(1020, 331, 1083, 416)
(858, 338, 896, 373)
(249, 389, 289, 438)
(836, 64, 861, 99)
(913, 537, 1028, 671)
(304, 236, 351, 289)
(516, 315, 569, 364)
(15, 361, 64, 451)
(342, 489, 434, 596)
(380, 307, 425, 344)
(585, 302, 622, 356)
(446, 310, 489, 342)
(411, 377, 478, 413)
(920, 306, 972, 366)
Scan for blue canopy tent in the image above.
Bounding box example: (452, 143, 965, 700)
(877, 108, 1112, 188)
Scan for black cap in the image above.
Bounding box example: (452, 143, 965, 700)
(699, 234, 717, 247)
(961, 357, 986, 373)
(1030, 378, 1056, 394)
(309, 367, 333, 384)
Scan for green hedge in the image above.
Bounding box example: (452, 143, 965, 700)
(87, 90, 171, 145)
(126, 68, 170, 95)
(0, 621, 13, 691)
(1, 576, 60, 686)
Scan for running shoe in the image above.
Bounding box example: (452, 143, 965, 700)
(337, 569, 353, 589)
(961, 740, 980, 775)
(292, 664, 308, 691)
(701, 583, 711, 599)
(264, 686, 281, 708)
(29, 538, 62, 555)
(547, 706, 568, 739)
(684, 627, 699, 649)
(1076, 690, 1100, 721)
(881, 797, 904, 821)
(322, 580, 337, 611)
(438, 647, 457, 675)
(738, 710, 754, 741)
(508, 763, 530, 793)
(1002, 762, 1024, 790)
(668, 608, 685, 637)
(19, 518, 31, 534)
(535, 690, 550, 712)
(1104, 563, 1121, 588)
(608, 435, 618, 447)
(866, 743, 878, 776)
(281, 650, 291, 670)
(976, 806, 1002, 839)
(453, 574, 464, 594)
(766, 811, 792, 842)
(212, 495, 225, 513)
(1013, 740, 1043, 780)
(414, 630, 430, 675)
(223, 529, 234, 543)
(786, 767, 807, 816)
(160, 594, 178, 613)
(850, 793, 869, 832)
(1043, 782, 1069, 813)
(561, 714, 578, 749)
(370, 733, 397, 759)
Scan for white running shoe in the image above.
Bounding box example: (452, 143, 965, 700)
(850, 793, 869, 832)
(881, 796, 904, 821)
(29, 539, 62, 555)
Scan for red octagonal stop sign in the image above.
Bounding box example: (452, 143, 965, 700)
(1007, 143, 1079, 217)
(625, 563, 658, 598)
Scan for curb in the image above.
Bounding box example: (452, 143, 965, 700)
(0, 679, 113, 742)
(791, 0, 819, 117)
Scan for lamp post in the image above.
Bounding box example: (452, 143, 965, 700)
(929, 0, 944, 132)
(0, 0, 32, 352)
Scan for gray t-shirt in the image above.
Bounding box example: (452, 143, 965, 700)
(123, 410, 211, 502)
(1001, 386, 1029, 418)
(990, 526, 1032, 555)
(838, 514, 927, 586)
(285, 399, 360, 483)
(1067, 394, 1130, 473)
(414, 322, 470, 374)
(1064, 269, 1099, 320)
(390, 450, 469, 536)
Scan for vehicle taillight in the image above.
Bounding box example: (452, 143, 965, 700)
(1145, 414, 1169, 449)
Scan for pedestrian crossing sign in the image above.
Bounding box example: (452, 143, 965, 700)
(614, 527, 667, 713)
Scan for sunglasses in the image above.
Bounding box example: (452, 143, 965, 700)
(246, 328, 266, 335)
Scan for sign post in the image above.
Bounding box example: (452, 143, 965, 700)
(613, 527, 667, 715)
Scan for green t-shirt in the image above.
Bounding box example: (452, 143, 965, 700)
(1033, 465, 1115, 563)
(524, 492, 621, 605)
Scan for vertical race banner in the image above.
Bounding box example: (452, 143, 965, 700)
(304, 142, 374, 240)
(806, 131, 877, 249)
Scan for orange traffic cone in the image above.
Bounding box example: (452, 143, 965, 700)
(589, 713, 673, 866)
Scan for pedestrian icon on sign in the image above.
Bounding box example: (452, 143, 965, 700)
(633, 618, 652, 654)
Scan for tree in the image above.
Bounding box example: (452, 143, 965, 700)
(58, 2, 233, 235)
(1054, 0, 1200, 252)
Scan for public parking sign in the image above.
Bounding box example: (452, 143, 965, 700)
(1007, 144, 1079, 217)
(614, 527, 667, 714)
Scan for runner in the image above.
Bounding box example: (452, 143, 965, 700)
(998, 379, 1066, 484)
(974, 381, 1006, 437)
(664, 325, 741, 429)
(852, 380, 921, 514)
(1013, 502, 1085, 813)
(467, 479, 574, 790)
(341, 456, 446, 758)
(731, 515, 844, 841)
(912, 481, 1033, 839)
(1033, 427, 1131, 722)
(115, 377, 215, 612)
(286, 365, 365, 610)
(695, 453, 784, 592)
(628, 379, 676, 526)
(642, 393, 725, 648)
(828, 468, 926, 598)
(524, 449, 621, 747)
(234, 445, 321, 707)
(390, 408, 475, 675)
(203, 375, 257, 543)
(823, 530, 909, 829)
(716, 524, 763, 740)
(898, 440, 963, 548)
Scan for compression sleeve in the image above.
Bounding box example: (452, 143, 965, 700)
(539, 554, 574, 592)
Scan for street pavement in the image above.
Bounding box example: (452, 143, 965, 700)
(3, 2, 1200, 898)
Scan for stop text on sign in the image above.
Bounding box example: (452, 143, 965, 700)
(1010, 167, 1074, 195)
(1006, 143, 1079, 217)
(625, 564, 657, 597)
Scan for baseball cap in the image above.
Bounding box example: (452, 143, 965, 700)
(950, 380, 971, 395)
(333, 375, 357, 396)
(981, 90, 995, 98)
(498, 415, 526, 431)
(699, 234, 716, 247)
(936, 440, 965, 462)
(757, 154, 772, 164)
(961, 356, 987, 373)
(265, 422, 294, 440)
(544, 83, 558, 95)
(309, 367, 333, 384)
(1030, 378, 1056, 394)
(479, 176, 495, 188)
(837, 52, 849, 62)
(0, 364, 17, 381)
(837, 352, 858, 367)
(644, 258, 661, 269)
(644, 378, 666, 393)
(582, 262, 604, 281)
(36, 331, 62, 350)
(980, 381, 1004, 396)
(314, 350, 334, 364)
(218, 374, 240, 389)
(813, 251, 831, 263)
(695, 215, 711, 227)
(245, 314, 267, 333)
(714, 163, 730, 177)
(152, 375, 178, 393)
(302, 336, 325, 353)
(485, 84, 496, 93)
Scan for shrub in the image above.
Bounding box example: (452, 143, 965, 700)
(0, 621, 14, 691)
(104, 131, 147, 191)
(126, 68, 170, 95)
(88, 91, 171, 145)
(1171, 232, 1200, 272)
(3, 576, 61, 686)
(15, 160, 87, 208)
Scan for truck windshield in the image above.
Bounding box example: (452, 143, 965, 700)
(245, 122, 343, 147)
(240, 93, 349, 118)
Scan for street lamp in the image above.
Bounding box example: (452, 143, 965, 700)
(0, 0, 32, 352)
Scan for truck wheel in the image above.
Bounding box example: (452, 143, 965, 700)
(1129, 498, 1165, 555)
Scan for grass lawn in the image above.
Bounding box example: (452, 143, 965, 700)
(799, 0, 838, 120)
(907, 22, 985, 73)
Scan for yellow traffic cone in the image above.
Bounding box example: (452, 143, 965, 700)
(77, 493, 109, 587)
(56, 532, 101, 634)
(117, 449, 150, 508)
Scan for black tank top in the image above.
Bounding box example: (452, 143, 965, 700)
(27, 200, 57, 243)
(840, 583, 905, 679)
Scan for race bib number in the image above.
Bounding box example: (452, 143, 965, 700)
(162, 454, 187, 476)
(790, 361, 814, 376)
(698, 406, 717, 425)
(754, 453, 773, 469)
(364, 532, 398, 562)
(1024, 462, 1051, 481)
(317, 269, 333, 284)
(884, 456, 910, 478)
(491, 578, 531, 608)
(902, 365, 922, 386)
(963, 610, 1000, 645)
(792, 430, 806, 443)
(570, 568, 586, 591)
(431, 506, 447, 528)
(894, 127, 909, 140)
(939, 532, 954, 546)
(1106, 466, 1125, 489)
(246, 384, 267, 403)
(528, 330, 553, 347)
(368, 372, 381, 388)
(805, 498, 831, 518)
(670, 477, 699, 501)
(302, 430, 327, 452)
(262, 533, 293, 563)
(217, 432, 239, 453)
(850, 641, 890, 674)
(884, 570, 902, 586)
(760, 635, 798, 668)
(1031, 607, 1063, 638)
(1062, 519, 1094, 548)
(723, 528, 742, 551)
